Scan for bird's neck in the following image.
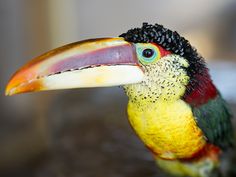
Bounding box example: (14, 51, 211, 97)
(183, 68, 218, 107)
(124, 68, 218, 108)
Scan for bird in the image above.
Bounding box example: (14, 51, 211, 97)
(5, 23, 234, 177)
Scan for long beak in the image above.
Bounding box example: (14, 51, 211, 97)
(6, 38, 144, 96)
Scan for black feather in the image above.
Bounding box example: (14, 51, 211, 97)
(119, 23, 207, 96)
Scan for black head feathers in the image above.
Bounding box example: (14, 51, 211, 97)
(120, 23, 189, 55)
(120, 23, 208, 97)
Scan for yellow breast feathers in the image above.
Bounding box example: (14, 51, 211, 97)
(127, 99, 206, 159)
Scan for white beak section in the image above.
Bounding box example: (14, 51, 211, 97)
(40, 65, 144, 90)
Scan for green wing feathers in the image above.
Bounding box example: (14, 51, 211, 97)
(192, 94, 234, 149)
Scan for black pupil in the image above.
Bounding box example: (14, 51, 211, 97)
(142, 48, 154, 58)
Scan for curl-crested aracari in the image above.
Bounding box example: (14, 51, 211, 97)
(6, 23, 234, 177)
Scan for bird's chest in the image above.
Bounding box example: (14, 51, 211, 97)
(127, 100, 206, 159)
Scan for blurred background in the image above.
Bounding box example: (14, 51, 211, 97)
(0, 0, 236, 177)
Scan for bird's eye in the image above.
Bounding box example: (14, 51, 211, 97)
(142, 49, 154, 58)
(135, 43, 161, 65)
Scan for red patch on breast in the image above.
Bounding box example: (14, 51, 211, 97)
(181, 144, 221, 162)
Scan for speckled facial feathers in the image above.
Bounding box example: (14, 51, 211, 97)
(124, 55, 190, 105)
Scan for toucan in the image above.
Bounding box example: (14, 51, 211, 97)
(6, 23, 234, 177)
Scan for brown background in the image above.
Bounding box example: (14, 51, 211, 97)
(0, 0, 236, 176)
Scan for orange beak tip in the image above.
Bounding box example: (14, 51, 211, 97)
(5, 83, 14, 96)
(5, 77, 44, 96)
